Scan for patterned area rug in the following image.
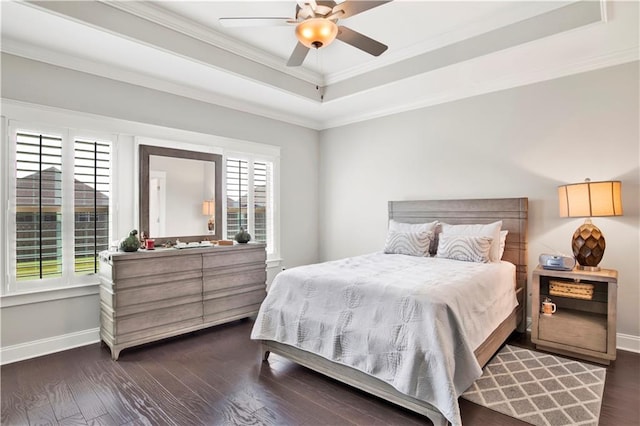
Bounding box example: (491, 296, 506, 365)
(462, 345, 606, 426)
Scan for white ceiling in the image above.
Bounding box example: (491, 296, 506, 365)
(1, 1, 638, 130)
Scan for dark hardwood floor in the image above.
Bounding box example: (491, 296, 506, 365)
(2, 319, 639, 425)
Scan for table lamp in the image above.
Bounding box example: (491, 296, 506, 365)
(202, 200, 215, 233)
(558, 179, 623, 271)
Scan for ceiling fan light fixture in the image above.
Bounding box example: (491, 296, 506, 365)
(295, 18, 338, 49)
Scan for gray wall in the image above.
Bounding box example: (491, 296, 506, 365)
(2, 52, 638, 356)
(0, 53, 319, 349)
(319, 62, 640, 340)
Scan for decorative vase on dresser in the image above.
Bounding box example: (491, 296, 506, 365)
(99, 243, 266, 360)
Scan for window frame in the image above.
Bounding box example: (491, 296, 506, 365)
(5, 121, 117, 294)
(224, 151, 280, 261)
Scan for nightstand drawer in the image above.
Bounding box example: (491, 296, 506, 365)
(538, 309, 607, 353)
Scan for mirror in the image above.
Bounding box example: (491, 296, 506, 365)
(139, 145, 222, 243)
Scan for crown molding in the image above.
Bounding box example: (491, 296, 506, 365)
(321, 47, 638, 130)
(106, 0, 593, 90)
(2, 99, 288, 158)
(322, 0, 605, 103)
(4, 38, 635, 132)
(324, 1, 579, 85)
(1, 38, 322, 130)
(103, 0, 323, 86)
(19, 0, 321, 102)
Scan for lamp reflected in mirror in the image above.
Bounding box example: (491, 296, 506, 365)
(202, 200, 215, 233)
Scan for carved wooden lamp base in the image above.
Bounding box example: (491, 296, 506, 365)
(572, 218, 605, 272)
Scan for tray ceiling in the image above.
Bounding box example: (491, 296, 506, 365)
(1, 1, 638, 129)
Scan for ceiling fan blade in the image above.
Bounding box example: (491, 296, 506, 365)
(286, 42, 310, 66)
(332, 1, 392, 20)
(297, 0, 317, 12)
(336, 26, 388, 56)
(219, 17, 293, 28)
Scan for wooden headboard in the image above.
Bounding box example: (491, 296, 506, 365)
(388, 198, 528, 332)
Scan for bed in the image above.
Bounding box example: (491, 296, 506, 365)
(251, 198, 528, 426)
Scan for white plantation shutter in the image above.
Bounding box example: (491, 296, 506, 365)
(226, 158, 248, 238)
(226, 157, 274, 254)
(74, 139, 111, 275)
(15, 132, 63, 280)
(253, 161, 272, 244)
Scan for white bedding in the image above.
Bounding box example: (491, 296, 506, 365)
(251, 252, 518, 426)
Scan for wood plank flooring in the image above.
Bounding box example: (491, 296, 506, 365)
(2, 319, 639, 425)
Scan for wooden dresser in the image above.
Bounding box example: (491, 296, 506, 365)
(99, 243, 266, 360)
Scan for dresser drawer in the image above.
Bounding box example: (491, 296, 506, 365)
(202, 247, 265, 269)
(114, 254, 202, 281)
(115, 317, 203, 345)
(203, 268, 266, 295)
(114, 277, 202, 308)
(204, 289, 265, 317)
(115, 301, 203, 336)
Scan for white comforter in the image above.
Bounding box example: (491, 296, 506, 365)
(251, 253, 518, 426)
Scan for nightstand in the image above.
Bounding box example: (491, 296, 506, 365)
(531, 265, 617, 365)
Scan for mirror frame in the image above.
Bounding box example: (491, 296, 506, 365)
(139, 145, 223, 243)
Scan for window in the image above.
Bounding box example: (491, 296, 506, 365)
(9, 125, 113, 291)
(226, 157, 275, 255)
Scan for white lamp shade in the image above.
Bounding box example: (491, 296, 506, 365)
(558, 180, 623, 218)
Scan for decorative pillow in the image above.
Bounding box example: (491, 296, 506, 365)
(499, 230, 508, 260)
(440, 221, 503, 262)
(436, 234, 493, 263)
(384, 220, 437, 257)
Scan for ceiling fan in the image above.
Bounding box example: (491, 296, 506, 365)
(219, 1, 392, 67)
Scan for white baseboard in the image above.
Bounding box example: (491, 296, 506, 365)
(0, 328, 100, 365)
(616, 333, 640, 353)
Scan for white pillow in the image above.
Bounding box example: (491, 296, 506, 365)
(499, 230, 508, 260)
(440, 221, 503, 262)
(384, 220, 437, 257)
(436, 234, 493, 263)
